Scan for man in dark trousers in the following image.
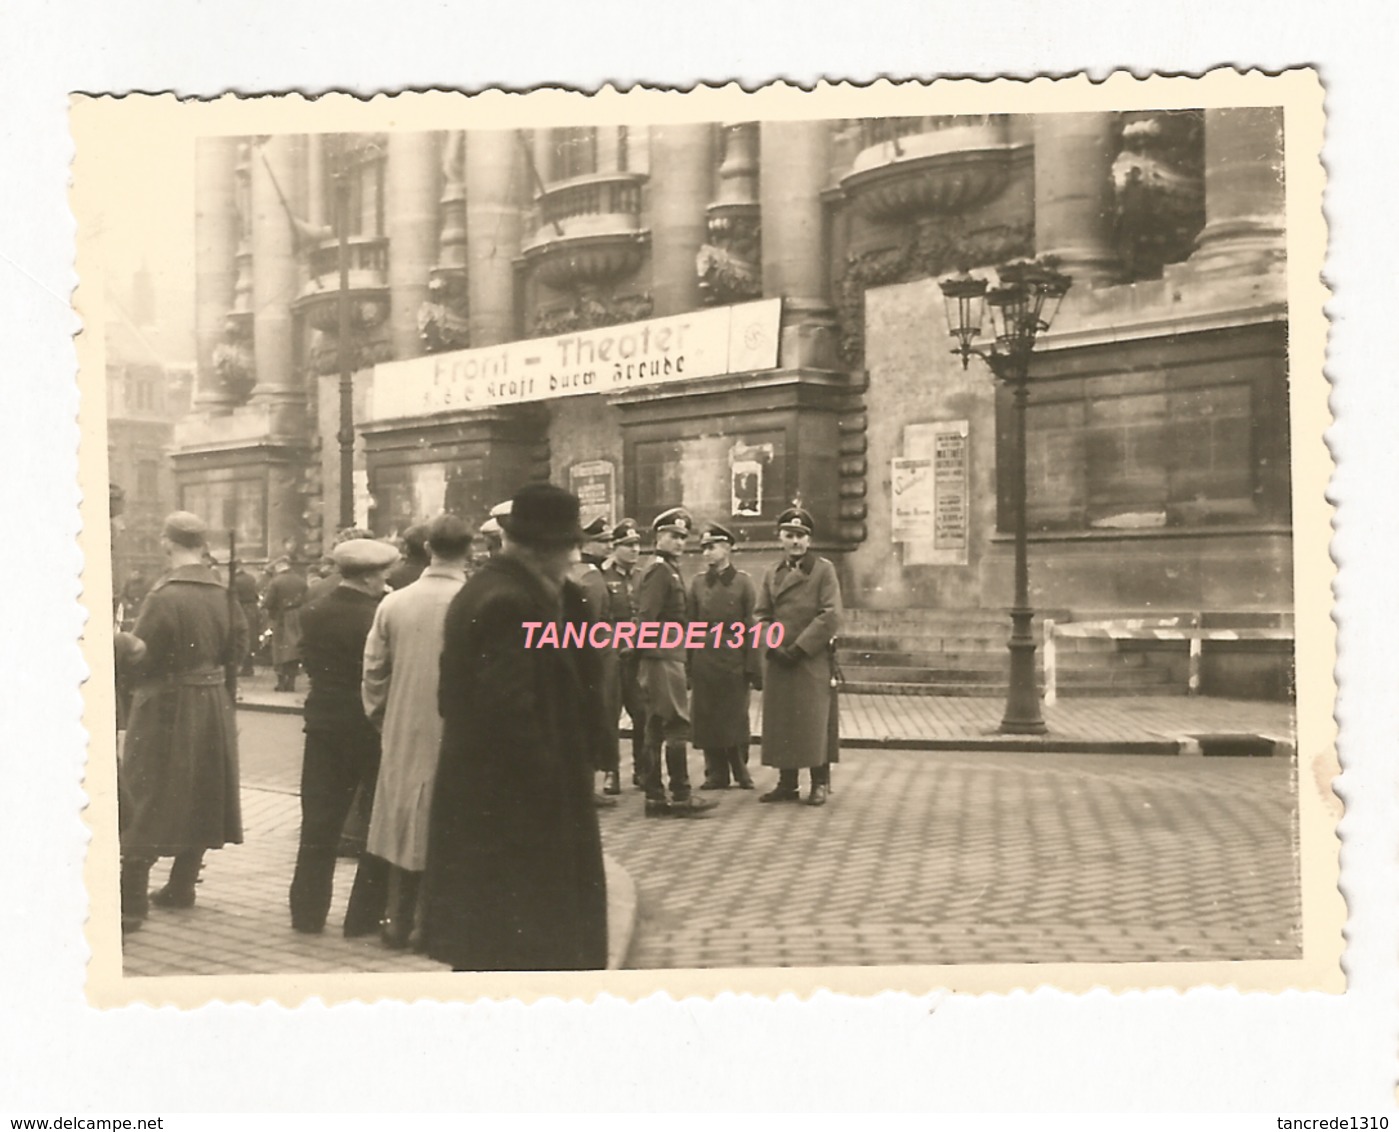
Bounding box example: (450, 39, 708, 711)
(600, 518, 645, 793)
(636, 507, 717, 818)
(688, 523, 761, 790)
(232, 563, 262, 677)
(755, 507, 843, 807)
(569, 515, 620, 808)
(289, 537, 399, 936)
(118, 512, 245, 933)
(426, 483, 612, 971)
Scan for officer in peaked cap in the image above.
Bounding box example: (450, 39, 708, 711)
(689, 523, 761, 791)
(600, 519, 646, 793)
(477, 500, 512, 562)
(634, 507, 716, 816)
(755, 506, 843, 806)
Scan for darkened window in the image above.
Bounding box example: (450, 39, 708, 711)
(553, 127, 598, 182)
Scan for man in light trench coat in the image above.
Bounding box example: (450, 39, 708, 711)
(755, 507, 843, 806)
(361, 513, 472, 949)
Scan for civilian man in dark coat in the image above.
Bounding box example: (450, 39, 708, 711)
(636, 508, 717, 818)
(119, 512, 245, 933)
(387, 522, 430, 591)
(232, 565, 262, 677)
(288, 537, 399, 936)
(755, 507, 843, 807)
(261, 557, 308, 691)
(425, 483, 611, 971)
(569, 515, 620, 808)
(688, 523, 761, 789)
(600, 518, 646, 793)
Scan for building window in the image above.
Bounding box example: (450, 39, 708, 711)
(553, 127, 598, 182)
(322, 135, 387, 238)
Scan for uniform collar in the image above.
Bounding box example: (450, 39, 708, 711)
(779, 553, 815, 576)
(161, 563, 223, 587)
(705, 563, 736, 586)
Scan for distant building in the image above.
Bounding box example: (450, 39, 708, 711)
(173, 111, 1291, 697)
(106, 297, 193, 587)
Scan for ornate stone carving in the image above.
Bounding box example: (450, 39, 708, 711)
(531, 292, 653, 337)
(841, 117, 1016, 222)
(307, 333, 395, 378)
(522, 173, 649, 291)
(834, 219, 1033, 368)
(1111, 110, 1205, 281)
(212, 313, 255, 400)
(417, 270, 470, 354)
(697, 123, 763, 305)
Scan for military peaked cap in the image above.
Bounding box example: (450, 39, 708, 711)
(652, 507, 694, 536)
(610, 518, 642, 545)
(700, 522, 736, 546)
(776, 507, 815, 536)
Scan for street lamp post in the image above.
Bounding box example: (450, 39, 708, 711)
(938, 259, 1072, 735)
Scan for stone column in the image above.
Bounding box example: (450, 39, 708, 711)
(250, 134, 303, 423)
(759, 119, 828, 302)
(649, 123, 715, 317)
(193, 136, 240, 413)
(1033, 112, 1123, 285)
(386, 131, 440, 359)
(1191, 106, 1285, 271)
(437, 131, 467, 273)
(465, 129, 523, 347)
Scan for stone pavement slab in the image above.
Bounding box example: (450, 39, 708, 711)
(234, 670, 1294, 755)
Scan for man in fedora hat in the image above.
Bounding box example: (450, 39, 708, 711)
(755, 507, 843, 806)
(689, 523, 761, 790)
(635, 507, 717, 817)
(426, 483, 611, 970)
(118, 511, 246, 933)
(289, 536, 400, 936)
(600, 518, 646, 793)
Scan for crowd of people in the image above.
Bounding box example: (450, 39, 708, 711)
(112, 483, 843, 971)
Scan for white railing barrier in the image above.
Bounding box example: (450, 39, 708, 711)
(1042, 614, 1294, 706)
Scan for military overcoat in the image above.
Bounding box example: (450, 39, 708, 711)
(754, 554, 843, 769)
(121, 564, 245, 857)
(687, 565, 760, 749)
(426, 555, 610, 971)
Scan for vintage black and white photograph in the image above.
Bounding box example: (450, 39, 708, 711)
(74, 74, 1338, 1005)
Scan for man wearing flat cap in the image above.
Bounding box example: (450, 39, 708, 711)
(118, 511, 246, 932)
(475, 499, 511, 565)
(689, 523, 761, 790)
(635, 507, 717, 817)
(289, 537, 399, 936)
(755, 507, 843, 806)
(427, 483, 612, 970)
(600, 518, 646, 793)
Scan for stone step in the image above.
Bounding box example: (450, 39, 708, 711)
(842, 679, 1190, 698)
(841, 647, 1164, 670)
(845, 664, 1177, 687)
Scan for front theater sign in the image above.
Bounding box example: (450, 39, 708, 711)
(370, 298, 782, 419)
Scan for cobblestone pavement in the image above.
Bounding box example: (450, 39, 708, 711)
(121, 776, 636, 978)
(122, 711, 1300, 975)
(601, 749, 1300, 969)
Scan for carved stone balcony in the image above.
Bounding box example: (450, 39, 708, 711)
(522, 172, 649, 290)
(292, 235, 391, 334)
(840, 116, 1018, 221)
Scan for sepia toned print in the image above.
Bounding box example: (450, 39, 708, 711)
(74, 71, 1339, 1006)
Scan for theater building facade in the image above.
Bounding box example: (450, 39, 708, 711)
(174, 110, 1292, 698)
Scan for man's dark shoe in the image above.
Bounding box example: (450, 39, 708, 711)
(149, 885, 196, 909)
(593, 792, 618, 808)
(759, 786, 801, 803)
(602, 771, 621, 796)
(668, 795, 719, 817)
(291, 921, 324, 935)
(644, 797, 672, 818)
(699, 779, 726, 791)
(806, 784, 829, 807)
(121, 915, 144, 935)
(735, 774, 756, 790)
